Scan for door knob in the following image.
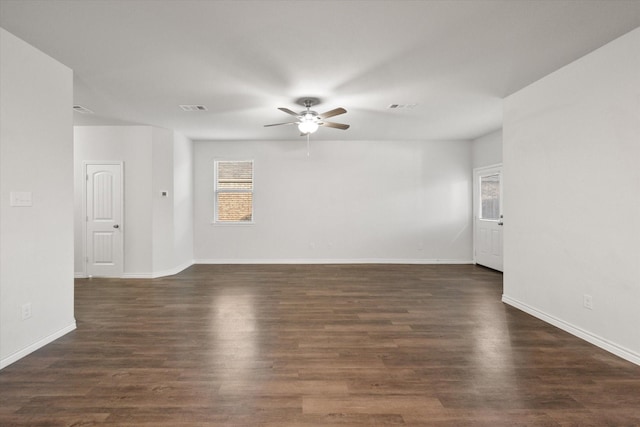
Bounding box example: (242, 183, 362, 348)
(113, 224, 120, 229)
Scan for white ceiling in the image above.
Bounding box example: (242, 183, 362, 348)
(1, 0, 639, 141)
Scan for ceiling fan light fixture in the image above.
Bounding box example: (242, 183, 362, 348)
(298, 120, 319, 134)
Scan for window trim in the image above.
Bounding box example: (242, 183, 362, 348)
(213, 159, 255, 225)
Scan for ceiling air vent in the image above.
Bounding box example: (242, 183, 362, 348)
(73, 105, 94, 114)
(387, 103, 418, 110)
(179, 105, 208, 112)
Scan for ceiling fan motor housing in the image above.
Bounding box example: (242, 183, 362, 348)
(297, 97, 321, 109)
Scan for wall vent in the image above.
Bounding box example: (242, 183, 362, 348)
(73, 105, 94, 114)
(179, 105, 208, 112)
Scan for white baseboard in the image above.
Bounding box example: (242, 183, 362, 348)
(194, 258, 474, 265)
(0, 321, 77, 370)
(150, 260, 195, 278)
(121, 260, 195, 279)
(74, 272, 87, 278)
(502, 295, 640, 366)
(121, 273, 153, 278)
(87, 260, 472, 278)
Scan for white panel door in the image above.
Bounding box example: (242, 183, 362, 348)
(86, 164, 123, 277)
(474, 165, 503, 272)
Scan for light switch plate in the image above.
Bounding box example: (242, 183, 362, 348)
(10, 191, 32, 207)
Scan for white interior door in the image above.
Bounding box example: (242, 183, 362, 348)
(86, 163, 123, 277)
(474, 165, 503, 272)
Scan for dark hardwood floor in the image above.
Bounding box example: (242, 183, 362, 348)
(1, 264, 640, 426)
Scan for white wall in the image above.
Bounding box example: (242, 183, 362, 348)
(472, 129, 502, 169)
(74, 126, 194, 277)
(0, 28, 75, 368)
(151, 127, 175, 274)
(74, 126, 154, 275)
(194, 139, 472, 263)
(503, 28, 640, 364)
(173, 133, 195, 268)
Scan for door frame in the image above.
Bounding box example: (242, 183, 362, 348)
(83, 161, 124, 278)
(472, 163, 503, 267)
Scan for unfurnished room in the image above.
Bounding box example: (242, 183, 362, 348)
(1, 0, 640, 425)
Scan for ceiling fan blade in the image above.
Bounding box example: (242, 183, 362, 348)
(278, 107, 300, 117)
(319, 107, 346, 119)
(320, 121, 350, 130)
(264, 121, 298, 127)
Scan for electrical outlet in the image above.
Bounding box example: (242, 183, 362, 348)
(21, 303, 32, 320)
(583, 294, 593, 310)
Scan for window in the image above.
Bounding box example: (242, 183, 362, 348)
(480, 173, 500, 220)
(214, 160, 253, 223)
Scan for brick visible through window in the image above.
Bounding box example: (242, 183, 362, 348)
(215, 160, 253, 223)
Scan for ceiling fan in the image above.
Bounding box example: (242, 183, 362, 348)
(264, 97, 350, 135)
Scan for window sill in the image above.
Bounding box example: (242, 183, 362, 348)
(211, 221, 255, 226)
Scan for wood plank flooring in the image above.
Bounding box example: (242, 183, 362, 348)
(1, 264, 640, 426)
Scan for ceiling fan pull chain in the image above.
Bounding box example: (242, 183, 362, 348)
(307, 133, 310, 157)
